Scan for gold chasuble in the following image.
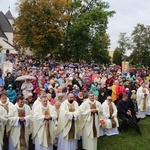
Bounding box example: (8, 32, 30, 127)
(68, 104, 75, 140)
(42, 108, 51, 146)
(142, 94, 147, 111)
(18, 108, 26, 150)
(109, 103, 116, 128)
(89, 103, 97, 138)
(56, 109, 60, 121)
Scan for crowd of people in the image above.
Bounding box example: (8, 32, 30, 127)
(0, 54, 150, 150)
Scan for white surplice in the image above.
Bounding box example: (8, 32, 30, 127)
(136, 86, 150, 118)
(79, 99, 103, 150)
(102, 100, 119, 136)
(0, 105, 8, 149)
(8, 103, 31, 150)
(56, 100, 80, 150)
(33, 103, 57, 150)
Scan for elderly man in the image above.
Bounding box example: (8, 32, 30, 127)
(117, 94, 138, 132)
(8, 95, 31, 150)
(79, 92, 103, 150)
(31, 89, 47, 142)
(56, 92, 80, 150)
(0, 104, 7, 150)
(53, 101, 61, 147)
(33, 95, 57, 150)
(101, 96, 119, 136)
(0, 93, 16, 150)
(25, 93, 34, 109)
(54, 101, 61, 121)
(136, 81, 150, 118)
(55, 93, 65, 104)
(32, 89, 46, 110)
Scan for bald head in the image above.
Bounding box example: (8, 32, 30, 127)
(55, 101, 61, 109)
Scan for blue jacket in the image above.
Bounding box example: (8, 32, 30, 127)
(6, 89, 16, 103)
(0, 77, 4, 86)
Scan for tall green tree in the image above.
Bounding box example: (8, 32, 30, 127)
(90, 33, 111, 64)
(14, 0, 114, 64)
(14, 0, 71, 56)
(58, 0, 115, 63)
(113, 48, 121, 65)
(129, 24, 150, 67)
(113, 32, 130, 65)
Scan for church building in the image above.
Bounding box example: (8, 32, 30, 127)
(0, 10, 17, 54)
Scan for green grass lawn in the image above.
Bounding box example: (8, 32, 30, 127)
(30, 116, 150, 150)
(96, 116, 150, 150)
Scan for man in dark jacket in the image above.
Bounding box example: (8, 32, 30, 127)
(117, 94, 137, 132)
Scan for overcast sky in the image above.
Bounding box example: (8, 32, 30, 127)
(1, 0, 150, 52)
(106, 0, 150, 51)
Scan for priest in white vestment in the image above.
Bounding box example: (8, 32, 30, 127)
(33, 95, 57, 150)
(31, 89, 47, 140)
(102, 96, 119, 136)
(136, 82, 150, 118)
(0, 104, 7, 150)
(32, 89, 46, 111)
(54, 101, 61, 127)
(53, 101, 61, 147)
(0, 93, 17, 150)
(79, 92, 103, 150)
(8, 95, 31, 150)
(56, 92, 80, 150)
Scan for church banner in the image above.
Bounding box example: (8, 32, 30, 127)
(122, 61, 129, 73)
(3, 61, 13, 76)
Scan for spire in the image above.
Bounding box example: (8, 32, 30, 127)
(5, 10, 14, 20)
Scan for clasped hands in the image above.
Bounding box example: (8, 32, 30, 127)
(109, 116, 114, 119)
(91, 108, 98, 114)
(19, 117, 25, 122)
(44, 115, 52, 120)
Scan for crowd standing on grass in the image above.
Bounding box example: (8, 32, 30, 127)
(0, 54, 150, 150)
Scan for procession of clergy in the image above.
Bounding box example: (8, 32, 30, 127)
(0, 81, 150, 150)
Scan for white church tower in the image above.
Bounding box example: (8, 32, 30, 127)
(0, 9, 17, 56)
(5, 9, 14, 27)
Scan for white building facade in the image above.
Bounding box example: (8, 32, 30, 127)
(0, 10, 17, 54)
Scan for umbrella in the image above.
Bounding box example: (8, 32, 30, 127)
(128, 116, 142, 136)
(68, 64, 76, 68)
(115, 65, 121, 69)
(83, 64, 88, 67)
(15, 75, 36, 81)
(93, 67, 100, 71)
